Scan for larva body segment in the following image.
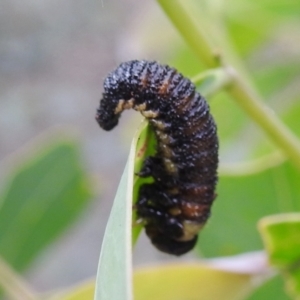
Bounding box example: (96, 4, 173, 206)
(96, 60, 218, 255)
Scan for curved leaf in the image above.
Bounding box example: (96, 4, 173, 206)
(94, 121, 150, 300)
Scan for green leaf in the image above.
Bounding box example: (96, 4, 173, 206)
(94, 122, 145, 300)
(259, 214, 300, 291)
(198, 161, 300, 257)
(94, 119, 157, 300)
(94, 161, 133, 300)
(52, 255, 268, 300)
(258, 213, 300, 299)
(132, 121, 156, 245)
(0, 134, 93, 271)
(133, 263, 256, 300)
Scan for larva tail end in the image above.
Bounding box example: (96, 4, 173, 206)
(146, 225, 198, 256)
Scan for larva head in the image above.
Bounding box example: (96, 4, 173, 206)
(96, 67, 133, 131)
(95, 103, 119, 131)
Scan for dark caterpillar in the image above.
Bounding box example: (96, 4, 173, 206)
(96, 60, 218, 256)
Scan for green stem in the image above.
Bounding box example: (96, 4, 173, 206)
(229, 73, 300, 170)
(0, 257, 38, 300)
(158, 0, 219, 68)
(157, 0, 300, 171)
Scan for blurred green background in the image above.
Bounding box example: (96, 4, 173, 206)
(1, 0, 300, 298)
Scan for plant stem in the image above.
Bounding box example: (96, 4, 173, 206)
(0, 256, 37, 300)
(158, 0, 219, 68)
(229, 73, 300, 170)
(157, 0, 300, 170)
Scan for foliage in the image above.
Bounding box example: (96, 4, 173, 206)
(0, 136, 92, 271)
(94, 0, 300, 300)
(1, 0, 300, 300)
(0, 132, 93, 300)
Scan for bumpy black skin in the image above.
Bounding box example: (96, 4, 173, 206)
(96, 60, 218, 255)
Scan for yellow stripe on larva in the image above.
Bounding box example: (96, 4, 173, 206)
(155, 130, 171, 144)
(168, 207, 182, 216)
(150, 119, 165, 130)
(160, 144, 173, 158)
(177, 221, 204, 242)
(114, 99, 125, 114)
(123, 98, 135, 109)
(141, 110, 159, 118)
(163, 158, 178, 174)
(134, 103, 147, 111)
(114, 98, 135, 114)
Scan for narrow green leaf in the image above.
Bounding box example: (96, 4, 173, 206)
(132, 120, 156, 245)
(0, 134, 93, 271)
(94, 121, 143, 300)
(94, 161, 133, 300)
(259, 214, 300, 267)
